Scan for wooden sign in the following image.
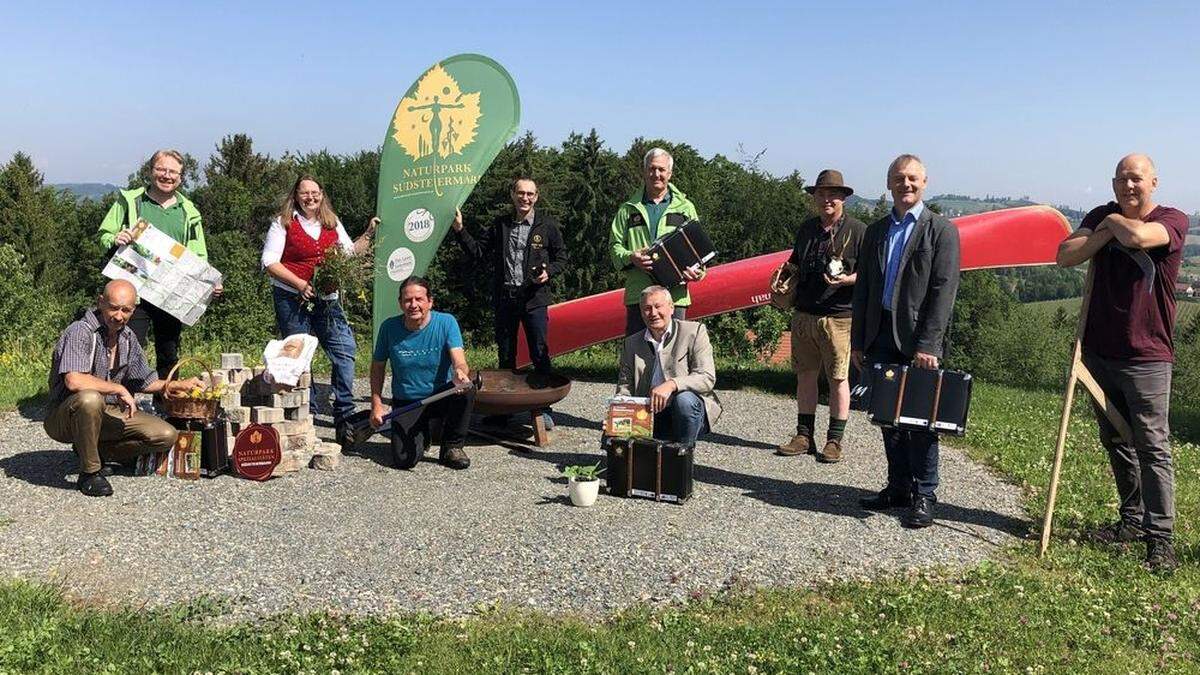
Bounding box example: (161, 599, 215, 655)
(232, 423, 281, 482)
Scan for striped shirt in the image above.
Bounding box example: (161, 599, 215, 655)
(48, 310, 157, 405)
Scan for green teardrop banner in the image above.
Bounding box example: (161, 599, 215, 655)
(373, 54, 520, 336)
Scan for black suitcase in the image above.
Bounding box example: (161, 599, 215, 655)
(167, 416, 230, 478)
(855, 363, 973, 436)
(602, 436, 694, 504)
(647, 219, 717, 287)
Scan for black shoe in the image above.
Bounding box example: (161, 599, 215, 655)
(859, 488, 912, 511)
(77, 471, 113, 497)
(1144, 539, 1180, 573)
(439, 447, 471, 470)
(902, 496, 935, 529)
(1088, 520, 1145, 546)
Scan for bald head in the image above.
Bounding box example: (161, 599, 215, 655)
(96, 280, 138, 336)
(1111, 153, 1158, 218)
(1115, 153, 1156, 178)
(102, 279, 138, 306)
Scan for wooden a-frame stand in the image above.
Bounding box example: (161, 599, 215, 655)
(1038, 267, 1134, 556)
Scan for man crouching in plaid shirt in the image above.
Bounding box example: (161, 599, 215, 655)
(44, 280, 200, 496)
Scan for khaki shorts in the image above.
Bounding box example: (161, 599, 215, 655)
(790, 312, 852, 381)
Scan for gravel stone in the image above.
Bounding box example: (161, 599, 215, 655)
(0, 377, 1028, 621)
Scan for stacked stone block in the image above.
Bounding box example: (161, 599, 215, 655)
(200, 354, 341, 476)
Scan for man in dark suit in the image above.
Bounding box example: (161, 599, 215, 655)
(851, 154, 960, 528)
(452, 178, 567, 425)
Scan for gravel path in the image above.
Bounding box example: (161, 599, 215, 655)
(0, 377, 1028, 621)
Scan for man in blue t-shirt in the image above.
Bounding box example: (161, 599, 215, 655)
(370, 276, 475, 470)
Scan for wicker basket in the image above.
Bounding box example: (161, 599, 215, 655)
(163, 357, 219, 421)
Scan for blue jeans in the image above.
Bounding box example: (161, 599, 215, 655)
(867, 319, 939, 500)
(271, 286, 357, 422)
(653, 390, 708, 448)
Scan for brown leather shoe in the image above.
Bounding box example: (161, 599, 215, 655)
(817, 439, 843, 463)
(776, 435, 814, 456)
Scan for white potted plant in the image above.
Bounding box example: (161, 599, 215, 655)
(563, 462, 604, 507)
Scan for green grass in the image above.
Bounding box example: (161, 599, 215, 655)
(3, 348, 1199, 672)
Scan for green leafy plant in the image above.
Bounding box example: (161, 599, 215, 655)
(312, 245, 370, 297)
(304, 245, 371, 315)
(562, 462, 605, 482)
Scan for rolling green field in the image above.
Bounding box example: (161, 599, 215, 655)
(1027, 296, 1200, 327)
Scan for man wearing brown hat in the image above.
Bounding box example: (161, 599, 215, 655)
(777, 169, 865, 462)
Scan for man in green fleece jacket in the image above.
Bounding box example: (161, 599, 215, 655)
(97, 149, 221, 379)
(609, 148, 704, 336)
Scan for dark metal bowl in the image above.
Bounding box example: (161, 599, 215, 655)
(472, 369, 573, 415)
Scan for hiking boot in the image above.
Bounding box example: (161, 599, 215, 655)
(439, 447, 471, 470)
(77, 471, 113, 497)
(776, 435, 814, 456)
(817, 439, 843, 463)
(902, 495, 935, 529)
(1144, 539, 1180, 574)
(1087, 520, 1145, 546)
(859, 487, 912, 511)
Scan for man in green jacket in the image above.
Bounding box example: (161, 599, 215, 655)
(97, 149, 220, 379)
(609, 148, 704, 336)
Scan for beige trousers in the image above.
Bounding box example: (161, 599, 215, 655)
(43, 390, 178, 474)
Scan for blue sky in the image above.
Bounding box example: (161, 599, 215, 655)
(4, 1, 1199, 212)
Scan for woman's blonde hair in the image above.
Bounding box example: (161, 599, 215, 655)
(280, 174, 338, 230)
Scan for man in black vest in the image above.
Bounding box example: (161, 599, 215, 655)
(851, 154, 960, 529)
(452, 178, 567, 424)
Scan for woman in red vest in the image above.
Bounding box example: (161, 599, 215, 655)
(261, 175, 376, 442)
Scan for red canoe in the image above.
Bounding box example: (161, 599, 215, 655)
(516, 205, 1071, 365)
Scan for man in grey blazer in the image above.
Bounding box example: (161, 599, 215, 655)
(617, 286, 722, 447)
(851, 154, 960, 528)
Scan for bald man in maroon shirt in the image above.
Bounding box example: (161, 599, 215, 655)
(1056, 153, 1189, 573)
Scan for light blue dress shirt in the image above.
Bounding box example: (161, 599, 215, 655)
(882, 202, 924, 311)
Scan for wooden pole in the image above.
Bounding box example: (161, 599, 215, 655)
(1040, 264, 1092, 557)
(1039, 263, 1132, 556)
(1040, 340, 1081, 556)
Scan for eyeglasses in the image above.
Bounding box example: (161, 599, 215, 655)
(153, 167, 181, 177)
(297, 191, 322, 198)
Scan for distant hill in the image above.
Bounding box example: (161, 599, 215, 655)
(52, 183, 119, 202)
(845, 193, 1086, 224)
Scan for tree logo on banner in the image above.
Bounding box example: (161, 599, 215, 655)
(392, 64, 482, 163)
